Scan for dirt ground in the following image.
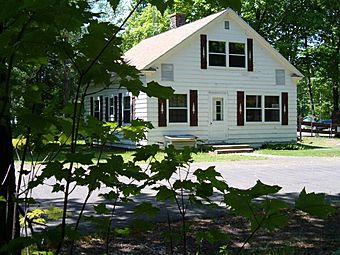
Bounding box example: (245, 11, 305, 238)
(76, 207, 340, 255)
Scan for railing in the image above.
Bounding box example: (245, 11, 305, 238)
(297, 120, 340, 139)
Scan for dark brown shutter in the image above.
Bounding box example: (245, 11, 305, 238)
(131, 96, 136, 121)
(247, 38, 253, 72)
(105, 97, 109, 121)
(114, 96, 118, 122)
(190, 90, 198, 126)
(90, 97, 94, 116)
(200, 34, 207, 69)
(100, 96, 103, 121)
(282, 92, 288, 125)
(118, 93, 122, 126)
(237, 91, 244, 126)
(158, 98, 167, 127)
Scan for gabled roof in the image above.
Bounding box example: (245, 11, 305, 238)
(124, 9, 303, 77)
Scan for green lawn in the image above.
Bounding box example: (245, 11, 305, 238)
(13, 143, 266, 163)
(256, 137, 340, 157)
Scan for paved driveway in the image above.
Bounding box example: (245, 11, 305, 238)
(28, 156, 340, 226)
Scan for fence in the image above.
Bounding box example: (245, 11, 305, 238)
(297, 119, 340, 139)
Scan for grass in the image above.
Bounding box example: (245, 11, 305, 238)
(13, 142, 266, 164)
(257, 137, 340, 157)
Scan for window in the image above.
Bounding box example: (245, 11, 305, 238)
(275, 69, 285, 85)
(246, 95, 262, 122)
(123, 96, 131, 123)
(94, 98, 100, 120)
(229, 42, 245, 67)
(169, 94, 187, 123)
(161, 64, 174, 81)
(209, 41, 226, 67)
(224, 21, 230, 29)
(109, 97, 114, 121)
(265, 96, 280, 121)
(213, 98, 224, 121)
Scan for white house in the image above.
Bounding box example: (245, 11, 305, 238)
(85, 8, 303, 148)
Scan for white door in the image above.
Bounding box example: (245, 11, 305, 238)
(209, 94, 227, 141)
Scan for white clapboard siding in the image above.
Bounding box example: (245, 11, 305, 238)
(142, 12, 299, 146)
(83, 11, 300, 147)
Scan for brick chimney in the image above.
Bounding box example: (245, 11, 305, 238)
(169, 13, 186, 29)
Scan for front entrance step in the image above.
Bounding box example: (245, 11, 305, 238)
(210, 144, 253, 154)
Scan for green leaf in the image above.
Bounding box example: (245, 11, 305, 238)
(249, 180, 281, 198)
(114, 227, 130, 236)
(130, 219, 154, 231)
(133, 202, 160, 217)
(295, 188, 335, 219)
(196, 182, 213, 198)
(142, 81, 174, 99)
(194, 166, 222, 182)
(64, 152, 94, 165)
(197, 228, 229, 244)
(52, 183, 65, 193)
(94, 204, 111, 214)
(173, 180, 195, 191)
(0, 237, 35, 253)
(155, 186, 176, 201)
(0, 196, 6, 202)
(133, 144, 160, 162)
(224, 0, 242, 12)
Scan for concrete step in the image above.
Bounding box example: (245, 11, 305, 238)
(211, 144, 251, 150)
(211, 148, 254, 154)
(210, 144, 254, 154)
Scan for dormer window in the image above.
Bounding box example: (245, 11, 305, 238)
(209, 41, 226, 67)
(229, 42, 245, 67)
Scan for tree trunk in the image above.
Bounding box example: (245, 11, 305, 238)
(332, 32, 340, 113)
(304, 37, 316, 117)
(0, 22, 20, 254)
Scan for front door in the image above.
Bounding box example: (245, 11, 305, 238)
(209, 94, 227, 141)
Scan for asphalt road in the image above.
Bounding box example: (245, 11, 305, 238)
(25, 155, 340, 226)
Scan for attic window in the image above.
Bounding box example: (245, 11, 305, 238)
(161, 64, 174, 81)
(275, 69, 285, 85)
(209, 41, 226, 67)
(229, 42, 245, 67)
(224, 21, 230, 29)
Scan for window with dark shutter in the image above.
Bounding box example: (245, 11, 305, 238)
(114, 96, 118, 122)
(90, 97, 94, 116)
(100, 96, 103, 121)
(237, 91, 244, 126)
(118, 93, 122, 126)
(190, 90, 198, 126)
(109, 97, 114, 121)
(200, 34, 207, 69)
(282, 92, 288, 125)
(229, 42, 245, 68)
(209, 41, 226, 67)
(94, 98, 100, 120)
(105, 97, 109, 121)
(247, 38, 253, 71)
(123, 96, 131, 124)
(131, 96, 136, 120)
(158, 98, 167, 127)
(169, 94, 188, 123)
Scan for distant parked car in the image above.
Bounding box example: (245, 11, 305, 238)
(319, 119, 333, 125)
(302, 116, 318, 123)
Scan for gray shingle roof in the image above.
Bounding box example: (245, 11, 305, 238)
(124, 10, 227, 70)
(124, 8, 303, 77)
